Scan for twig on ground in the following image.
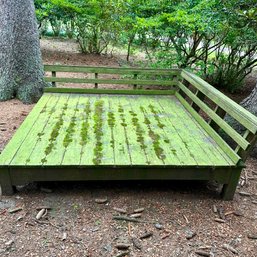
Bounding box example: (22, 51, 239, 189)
(128, 222, 131, 236)
(195, 250, 211, 256)
(222, 244, 238, 254)
(113, 215, 155, 224)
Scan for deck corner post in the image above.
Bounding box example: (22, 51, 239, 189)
(221, 167, 242, 200)
(0, 168, 14, 195)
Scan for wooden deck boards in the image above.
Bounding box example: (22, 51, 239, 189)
(0, 92, 236, 167)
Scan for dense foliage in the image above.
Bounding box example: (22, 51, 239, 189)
(35, 0, 257, 92)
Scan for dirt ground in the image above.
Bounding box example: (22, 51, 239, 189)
(0, 38, 257, 257)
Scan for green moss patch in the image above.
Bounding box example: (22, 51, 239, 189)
(93, 100, 104, 165)
(130, 110, 147, 151)
(183, 140, 194, 159)
(63, 116, 76, 148)
(141, 107, 166, 160)
(80, 101, 91, 146)
(108, 111, 115, 149)
(41, 103, 68, 163)
(148, 104, 165, 129)
(118, 105, 127, 127)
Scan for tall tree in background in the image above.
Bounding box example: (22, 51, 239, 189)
(0, 0, 46, 104)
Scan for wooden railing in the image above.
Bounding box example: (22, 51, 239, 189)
(44, 65, 180, 89)
(177, 70, 257, 162)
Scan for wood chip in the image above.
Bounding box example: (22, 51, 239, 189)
(251, 200, 257, 205)
(36, 209, 46, 220)
(214, 218, 225, 223)
(128, 222, 131, 236)
(21, 111, 28, 116)
(213, 205, 217, 213)
(161, 233, 170, 240)
(115, 243, 130, 250)
(186, 230, 197, 240)
(198, 246, 212, 250)
(224, 211, 234, 216)
(238, 191, 251, 196)
(61, 232, 67, 241)
(16, 216, 23, 221)
(183, 214, 189, 223)
(42, 209, 48, 218)
(131, 237, 142, 250)
(248, 234, 257, 239)
(195, 250, 211, 257)
(94, 198, 108, 204)
(133, 208, 144, 213)
(130, 213, 141, 218)
(5, 239, 14, 246)
(8, 207, 23, 214)
(140, 232, 153, 239)
(239, 179, 245, 187)
(222, 244, 238, 254)
(155, 223, 163, 230)
(113, 207, 127, 214)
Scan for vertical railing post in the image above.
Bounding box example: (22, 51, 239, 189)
(52, 71, 56, 87)
(236, 131, 257, 162)
(209, 106, 226, 132)
(133, 74, 137, 90)
(95, 73, 98, 89)
(191, 90, 205, 113)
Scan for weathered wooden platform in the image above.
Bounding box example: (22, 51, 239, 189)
(0, 92, 235, 167)
(1, 66, 257, 199)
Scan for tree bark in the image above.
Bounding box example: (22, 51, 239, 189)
(226, 82, 257, 156)
(0, 0, 46, 104)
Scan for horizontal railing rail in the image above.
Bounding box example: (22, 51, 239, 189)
(44, 64, 180, 75)
(44, 64, 180, 89)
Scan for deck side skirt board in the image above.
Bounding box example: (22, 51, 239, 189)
(9, 166, 238, 185)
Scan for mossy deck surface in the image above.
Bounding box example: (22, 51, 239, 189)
(0, 92, 236, 167)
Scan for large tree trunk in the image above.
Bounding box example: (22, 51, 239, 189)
(226, 82, 257, 156)
(0, 0, 46, 104)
